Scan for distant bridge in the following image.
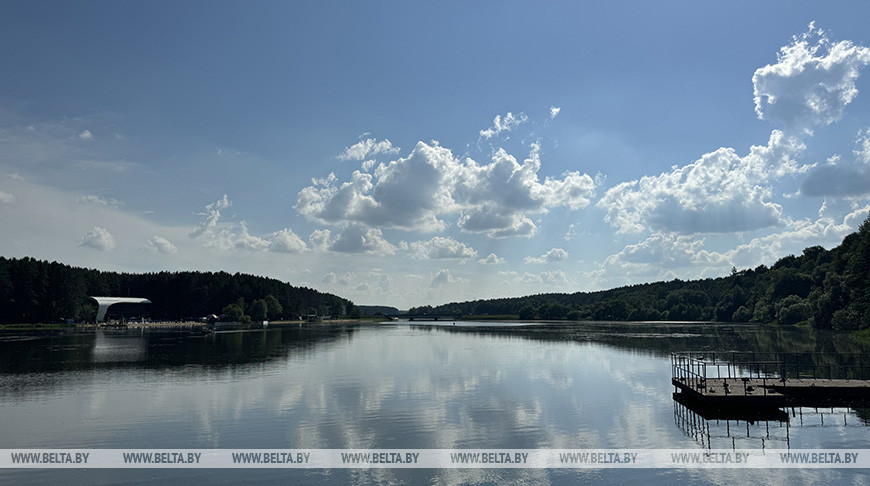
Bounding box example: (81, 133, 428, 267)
(391, 315, 462, 322)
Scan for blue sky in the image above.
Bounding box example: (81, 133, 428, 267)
(2, 2, 870, 309)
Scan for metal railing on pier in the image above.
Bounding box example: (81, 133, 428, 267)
(671, 351, 870, 396)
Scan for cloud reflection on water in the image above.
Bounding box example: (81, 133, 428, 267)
(1, 324, 868, 484)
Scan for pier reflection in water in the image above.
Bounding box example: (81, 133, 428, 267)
(674, 396, 870, 450)
(671, 350, 870, 450)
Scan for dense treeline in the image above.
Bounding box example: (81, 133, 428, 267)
(411, 215, 870, 331)
(357, 305, 400, 316)
(0, 260, 358, 324)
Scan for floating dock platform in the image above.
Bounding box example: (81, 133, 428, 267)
(672, 352, 870, 408)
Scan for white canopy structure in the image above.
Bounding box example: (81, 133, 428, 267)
(89, 296, 152, 322)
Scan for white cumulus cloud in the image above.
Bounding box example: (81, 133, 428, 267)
(479, 112, 527, 139)
(296, 143, 452, 232)
(406, 236, 477, 260)
(233, 222, 270, 251)
(190, 194, 231, 238)
(187, 195, 312, 253)
(753, 22, 870, 129)
(430, 269, 464, 288)
(76, 195, 124, 208)
(338, 137, 400, 161)
(801, 129, 870, 197)
(297, 141, 596, 238)
(564, 223, 579, 241)
(478, 253, 505, 265)
(525, 248, 569, 264)
(147, 235, 177, 254)
(269, 228, 308, 253)
(604, 233, 713, 269)
(456, 142, 595, 237)
(332, 225, 397, 254)
(596, 206, 870, 287)
(518, 270, 571, 286)
(0, 190, 15, 204)
(598, 131, 806, 234)
(80, 226, 116, 251)
(310, 224, 397, 254)
(308, 229, 332, 252)
(540, 270, 570, 286)
(322, 271, 357, 287)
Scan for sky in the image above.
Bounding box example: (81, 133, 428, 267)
(2, 2, 870, 310)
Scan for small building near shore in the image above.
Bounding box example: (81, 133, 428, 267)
(89, 296, 152, 322)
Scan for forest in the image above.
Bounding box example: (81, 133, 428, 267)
(410, 215, 870, 331)
(3, 215, 869, 329)
(0, 261, 358, 324)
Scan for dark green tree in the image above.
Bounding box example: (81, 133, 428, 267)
(264, 295, 283, 320)
(539, 303, 570, 320)
(250, 299, 268, 321)
(519, 305, 537, 320)
(222, 303, 245, 322)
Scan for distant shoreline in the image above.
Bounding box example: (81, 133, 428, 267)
(3, 320, 870, 340)
(0, 318, 387, 333)
(0, 319, 781, 332)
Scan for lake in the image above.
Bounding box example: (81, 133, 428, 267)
(1, 321, 869, 485)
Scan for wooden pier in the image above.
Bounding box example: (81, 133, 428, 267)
(672, 352, 870, 407)
(78, 321, 212, 334)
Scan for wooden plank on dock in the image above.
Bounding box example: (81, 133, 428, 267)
(673, 376, 870, 406)
(771, 378, 870, 399)
(672, 377, 788, 406)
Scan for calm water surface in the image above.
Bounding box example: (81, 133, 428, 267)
(1, 322, 869, 485)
